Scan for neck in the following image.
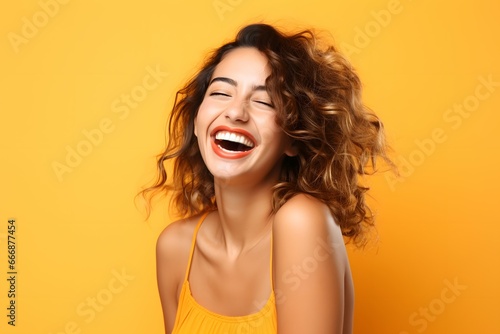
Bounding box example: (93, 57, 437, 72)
(212, 178, 274, 256)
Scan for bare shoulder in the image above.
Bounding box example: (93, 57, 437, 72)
(156, 214, 203, 283)
(274, 193, 343, 246)
(275, 193, 330, 222)
(273, 194, 350, 333)
(156, 215, 199, 259)
(156, 214, 203, 333)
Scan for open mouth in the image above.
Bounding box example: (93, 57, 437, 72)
(214, 131, 255, 152)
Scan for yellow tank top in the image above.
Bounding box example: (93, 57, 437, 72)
(171, 212, 277, 334)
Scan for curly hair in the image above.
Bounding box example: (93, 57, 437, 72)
(139, 23, 393, 247)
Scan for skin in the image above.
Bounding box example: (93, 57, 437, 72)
(156, 47, 354, 334)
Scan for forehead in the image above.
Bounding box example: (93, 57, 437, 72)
(212, 47, 271, 81)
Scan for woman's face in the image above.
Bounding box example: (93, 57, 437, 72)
(194, 47, 295, 187)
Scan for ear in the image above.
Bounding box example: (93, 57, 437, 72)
(284, 140, 298, 157)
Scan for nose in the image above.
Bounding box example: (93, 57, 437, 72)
(224, 98, 249, 123)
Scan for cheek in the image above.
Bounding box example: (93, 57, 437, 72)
(256, 114, 282, 139)
(194, 102, 210, 138)
(194, 117, 198, 137)
(256, 114, 292, 154)
(195, 99, 217, 136)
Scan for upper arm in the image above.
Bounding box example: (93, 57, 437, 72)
(156, 220, 190, 334)
(273, 194, 349, 334)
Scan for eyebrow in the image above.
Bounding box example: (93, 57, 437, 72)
(209, 77, 267, 91)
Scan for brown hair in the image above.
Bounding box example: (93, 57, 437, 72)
(139, 23, 394, 247)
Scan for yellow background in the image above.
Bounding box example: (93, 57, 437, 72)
(1, 0, 499, 333)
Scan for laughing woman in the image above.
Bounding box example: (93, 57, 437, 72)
(140, 23, 392, 334)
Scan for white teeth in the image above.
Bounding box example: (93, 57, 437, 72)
(215, 131, 254, 148)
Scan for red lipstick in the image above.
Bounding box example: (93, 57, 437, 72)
(210, 125, 257, 159)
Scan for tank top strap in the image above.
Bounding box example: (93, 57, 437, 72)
(183, 211, 210, 283)
(270, 228, 274, 291)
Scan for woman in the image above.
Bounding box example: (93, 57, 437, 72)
(140, 23, 391, 334)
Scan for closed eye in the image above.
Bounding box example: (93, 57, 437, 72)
(210, 92, 231, 97)
(255, 100, 274, 108)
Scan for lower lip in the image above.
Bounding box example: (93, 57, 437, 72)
(210, 139, 254, 159)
